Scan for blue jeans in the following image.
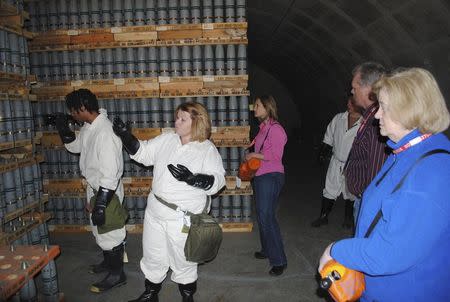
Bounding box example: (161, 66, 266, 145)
(253, 172, 287, 267)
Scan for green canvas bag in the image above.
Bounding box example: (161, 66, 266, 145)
(90, 191, 128, 234)
(155, 194, 223, 263)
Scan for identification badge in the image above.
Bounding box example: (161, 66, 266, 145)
(181, 214, 191, 233)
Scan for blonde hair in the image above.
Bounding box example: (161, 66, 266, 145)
(255, 95, 279, 121)
(175, 102, 211, 142)
(372, 68, 450, 133)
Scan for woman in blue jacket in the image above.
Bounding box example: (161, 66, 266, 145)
(319, 67, 450, 302)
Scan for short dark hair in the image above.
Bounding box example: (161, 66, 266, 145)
(352, 62, 386, 87)
(65, 89, 99, 113)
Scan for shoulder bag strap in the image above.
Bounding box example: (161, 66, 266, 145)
(364, 149, 450, 238)
(154, 194, 210, 216)
(256, 122, 279, 153)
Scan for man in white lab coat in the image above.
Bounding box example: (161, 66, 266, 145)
(311, 97, 362, 228)
(55, 89, 127, 293)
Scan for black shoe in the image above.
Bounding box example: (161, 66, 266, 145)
(128, 279, 162, 302)
(311, 197, 334, 228)
(342, 200, 354, 229)
(179, 281, 197, 302)
(90, 243, 126, 293)
(311, 216, 329, 227)
(254, 251, 267, 259)
(269, 265, 287, 276)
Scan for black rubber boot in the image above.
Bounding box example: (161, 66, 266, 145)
(90, 243, 127, 293)
(89, 251, 109, 274)
(178, 281, 197, 302)
(311, 197, 334, 227)
(342, 200, 354, 229)
(128, 279, 162, 302)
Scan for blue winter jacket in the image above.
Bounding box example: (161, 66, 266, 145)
(332, 129, 450, 302)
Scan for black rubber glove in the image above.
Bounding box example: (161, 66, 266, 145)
(91, 186, 115, 226)
(318, 143, 333, 165)
(54, 113, 76, 144)
(167, 164, 214, 191)
(113, 117, 140, 155)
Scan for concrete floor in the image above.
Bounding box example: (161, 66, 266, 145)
(48, 142, 352, 302)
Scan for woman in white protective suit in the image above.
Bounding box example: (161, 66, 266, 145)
(113, 102, 226, 302)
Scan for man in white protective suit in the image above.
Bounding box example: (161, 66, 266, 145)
(311, 96, 362, 228)
(55, 89, 127, 293)
(113, 102, 226, 302)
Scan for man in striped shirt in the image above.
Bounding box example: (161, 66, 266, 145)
(345, 62, 389, 224)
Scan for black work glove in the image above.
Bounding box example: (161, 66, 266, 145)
(113, 117, 140, 155)
(91, 186, 115, 226)
(54, 112, 76, 144)
(167, 164, 214, 191)
(318, 143, 333, 165)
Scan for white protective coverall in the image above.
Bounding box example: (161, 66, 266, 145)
(130, 132, 225, 284)
(65, 109, 125, 251)
(322, 111, 361, 201)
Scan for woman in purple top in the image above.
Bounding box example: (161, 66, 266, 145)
(246, 95, 288, 276)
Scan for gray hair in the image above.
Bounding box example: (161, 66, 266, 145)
(353, 62, 386, 86)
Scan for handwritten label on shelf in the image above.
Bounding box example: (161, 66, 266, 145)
(113, 78, 125, 85)
(158, 76, 170, 83)
(202, 23, 214, 30)
(161, 128, 175, 134)
(111, 27, 123, 33)
(203, 75, 215, 82)
(67, 30, 79, 36)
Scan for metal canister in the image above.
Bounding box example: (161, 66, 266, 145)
(135, 0, 146, 25)
(145, 0, 157, 25)
(238, 95, 249, 125)
(101, 0, 112, 28)
(58, 0, 69, 29)
(236, 0, 246, 22)
(90, 0, 102, 28)
(191, 0, 201, 24)
(112, 0, 124, 27)
(214, 0, 224, 23)
(225, 0, 236, 22)
(217, 96, 227, 126)
(68, 0, 80, 29)
(168, 0, 179, 24)
(220, 195, 231, 222)
(202, 0, 213, 23)
(157, 0, 168, 25)
(231, 195, 242, 222)
(123, 0, 134, 26)
(179, 0, 190, 24)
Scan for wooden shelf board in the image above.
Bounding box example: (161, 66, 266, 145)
(29, 22, 247, 52)
(0, 138, 33, 152)
(3, 195, 49, 225)
(39, 125, 249, 148)
(0, 154, 44, 174)
(0, 212, 52, 245)
(32, 75, 248, 100)
(0, 143, 33, 160)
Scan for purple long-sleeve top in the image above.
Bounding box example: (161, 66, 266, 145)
(254, 119, 287, 176)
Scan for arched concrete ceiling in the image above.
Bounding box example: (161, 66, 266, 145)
(247, 0, 450, 139)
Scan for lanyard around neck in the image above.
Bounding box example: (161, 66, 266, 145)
(393, 133, 432, 154)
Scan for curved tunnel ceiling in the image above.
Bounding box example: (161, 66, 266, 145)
(247, 0, 450, 138)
